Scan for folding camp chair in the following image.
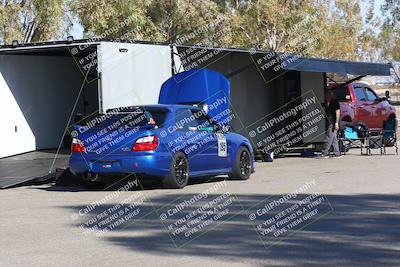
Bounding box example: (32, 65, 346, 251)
(360, 118, 398, 155)
(338, 122, 368, 155)
(382, 118, 398, 155)
(361, 134, 383, 155)
(339, 126, 358, 154)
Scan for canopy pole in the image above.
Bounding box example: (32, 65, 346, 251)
(326, 76, 340, 86)
(169, 44, 176, 76)
(329, 75, 366, 89)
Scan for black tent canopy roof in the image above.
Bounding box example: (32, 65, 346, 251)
(0, 38, 392, 76)
(280, 54, 391, 76)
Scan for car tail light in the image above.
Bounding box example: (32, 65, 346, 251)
(71, 138, 86, 153)
(133, 135, 158, 151)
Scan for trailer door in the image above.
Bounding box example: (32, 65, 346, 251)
(98, 42, 172, 112)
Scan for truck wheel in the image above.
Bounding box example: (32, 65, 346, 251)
(163, 152, 189, 189)
(229, 146, 251, 180)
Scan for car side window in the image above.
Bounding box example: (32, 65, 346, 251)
(365, 88, 378, 101)
(354, 87, 367, 101)
(174, 108, 198, 131)
(191, 110, 217, 132)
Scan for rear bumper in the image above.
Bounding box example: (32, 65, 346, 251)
(69, 151, 172, 178)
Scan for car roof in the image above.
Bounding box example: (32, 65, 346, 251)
(328, 82, 370, 89)
(351, 82, 371, 87)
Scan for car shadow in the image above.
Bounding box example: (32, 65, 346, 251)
(37, 175, 228, 192)
(60, 193, 400, 266)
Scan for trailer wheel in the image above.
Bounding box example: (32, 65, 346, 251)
(163, 152, 189, 189)
(229, 146, 251, 180)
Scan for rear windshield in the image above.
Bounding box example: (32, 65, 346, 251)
(329, 86, 350, 101)
(78, 108, 168, 129)
(145, 110, 168, 126)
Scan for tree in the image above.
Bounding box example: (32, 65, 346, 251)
(382, 0, 400, 23)
(357, 0, 382, 61)
(225, 0, 382, 61)
(0, 0, 385, 62)
(317, 0, 365, 60)
(70, 0, 231, 46)
(230, 0, 323, 53)
(380, 0, 400, 61)
(228, 0, 373, 61)
(0, 0, 68, 44)
(146, 0, 230, 46)
(69, 0, 155, 40)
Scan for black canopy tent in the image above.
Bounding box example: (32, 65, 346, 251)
(281, 54, 391, 76)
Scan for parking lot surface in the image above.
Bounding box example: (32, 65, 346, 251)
(0, 150, 399, 267)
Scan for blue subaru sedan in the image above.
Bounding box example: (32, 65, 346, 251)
(69, 105, 254, 188)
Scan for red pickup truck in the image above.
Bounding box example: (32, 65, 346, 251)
(328, 82, 396, 133)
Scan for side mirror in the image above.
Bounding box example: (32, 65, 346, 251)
(385, 90, 391, 99)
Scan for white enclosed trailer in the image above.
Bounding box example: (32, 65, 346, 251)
(0, 40, 172, 158)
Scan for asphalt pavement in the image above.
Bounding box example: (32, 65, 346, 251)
(0, 149, 399, 267)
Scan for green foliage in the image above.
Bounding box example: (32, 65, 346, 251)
(70, 0, 230, 46)
(146, 0, 230, 45)
(0, 0, 67, 44)
(380, 0, 400, 61)
(70, 0, 155, 40)
(0, 0, 396, 62)
(230, 0, 322, 52)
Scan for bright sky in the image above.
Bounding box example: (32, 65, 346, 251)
(70, 17, 84, 39)
(361, 0, 384, 18)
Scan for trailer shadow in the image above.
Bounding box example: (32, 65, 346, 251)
(63, 193, 400, 266)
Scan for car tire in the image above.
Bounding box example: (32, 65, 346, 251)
(228, 146, 251, 180)
(162, 152, 189, 189)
